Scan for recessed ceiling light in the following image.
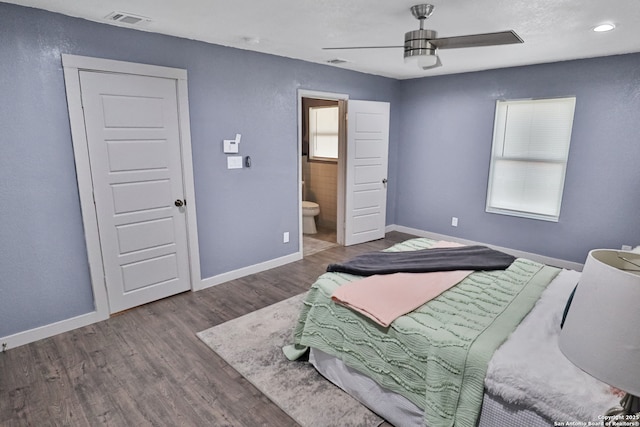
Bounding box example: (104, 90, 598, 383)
(593, 23, 615, 32)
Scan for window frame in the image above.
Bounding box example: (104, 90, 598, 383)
(485, 97, 576, 222)
(308, 105, 339, 162)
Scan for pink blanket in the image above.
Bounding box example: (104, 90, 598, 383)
(331, 241, 472, 327)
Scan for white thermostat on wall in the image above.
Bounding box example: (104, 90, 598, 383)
(223, 133, 242, 153)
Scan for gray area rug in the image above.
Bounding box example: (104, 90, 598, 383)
(197, 293, 383, 427)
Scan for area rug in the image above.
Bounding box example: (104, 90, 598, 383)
(197, 293, 383, 427)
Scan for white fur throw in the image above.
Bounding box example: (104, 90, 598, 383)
(485, 269, 619, 422)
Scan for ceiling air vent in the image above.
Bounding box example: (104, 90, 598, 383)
(104, 11, 150, 26)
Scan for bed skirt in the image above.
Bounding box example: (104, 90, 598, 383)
(309, 348, 554, 427)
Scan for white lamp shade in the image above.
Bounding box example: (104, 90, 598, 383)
(559, 249, 640, 396)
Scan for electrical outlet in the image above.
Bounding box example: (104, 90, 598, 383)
(622, 245, 632, 251)
(283, 232, 290, 243)
(451, 217, 458, 227)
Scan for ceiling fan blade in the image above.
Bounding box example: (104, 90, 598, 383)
(322, 46, 404, 50)
(430, 30, 523, 49)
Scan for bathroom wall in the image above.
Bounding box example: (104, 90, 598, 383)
(306, 161, 338, 229)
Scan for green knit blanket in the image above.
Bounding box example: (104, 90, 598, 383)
(285, 238, 560, 427)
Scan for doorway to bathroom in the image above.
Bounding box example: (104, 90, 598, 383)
(297, 89, 390, 258)
(300, 93, 344, 257)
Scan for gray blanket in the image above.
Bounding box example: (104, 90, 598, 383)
(326, 245, 516, 276)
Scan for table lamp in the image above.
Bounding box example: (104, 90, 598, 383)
(559, 249, 640, 418)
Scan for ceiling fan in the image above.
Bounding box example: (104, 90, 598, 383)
(323, 4, 523, 70)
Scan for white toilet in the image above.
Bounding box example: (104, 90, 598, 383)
(302, 201, 320, 234)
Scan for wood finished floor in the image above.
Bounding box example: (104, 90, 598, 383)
(0, 231, 413, 426)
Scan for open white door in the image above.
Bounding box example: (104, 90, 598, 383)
(344, 100, 390, 246)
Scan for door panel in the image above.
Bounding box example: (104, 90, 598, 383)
(111, 180, 172, 213)
(101, 96, 165, 128)
(116, 218, 175, 254)
(106, 140, 169, 172)
(121, 254, 179, 293)
(353, 189, 380, 209)
(354, 163, 382, 184)
(79, 71, 190, 313)
(354, 112, 385, 132)
(355, 139, 383, 158)
(344, 100, 390, 246)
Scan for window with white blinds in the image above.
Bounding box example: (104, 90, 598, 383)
(309, 106, 339, 160)
(486, 97, 576, 221)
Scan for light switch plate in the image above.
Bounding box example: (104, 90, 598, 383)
(227, 156, 243, 169)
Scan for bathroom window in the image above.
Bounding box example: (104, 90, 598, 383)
(309, 106, 339, 161)
(486, 97, 576, 222)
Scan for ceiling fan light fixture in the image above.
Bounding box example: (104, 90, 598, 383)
(404, 50, 440, 70)
(418, 53, 440, 69)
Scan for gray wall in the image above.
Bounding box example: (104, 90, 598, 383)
(3, 1, 639, 341)
(395, 55, 640, 263)
(0, 3, 401, 338)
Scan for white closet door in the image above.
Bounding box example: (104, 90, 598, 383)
(80, 70, 191, 313)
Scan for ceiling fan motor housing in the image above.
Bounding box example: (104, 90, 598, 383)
(404, 29, 437, 58)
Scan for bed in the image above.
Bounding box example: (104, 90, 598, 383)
(284, 238, 619, 427)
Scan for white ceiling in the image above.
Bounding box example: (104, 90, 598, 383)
(5, 0, 640, 79)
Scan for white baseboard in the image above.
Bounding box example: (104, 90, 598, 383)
(3, 251, 304, 350)
(3, 228, 579, 351)
(386, 224, 583, 271)
(196, 251, 303, 291)
(0, 310, 108, 352)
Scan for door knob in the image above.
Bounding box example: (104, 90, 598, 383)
(174, 199, 185, 207)
(382, 178, 388, 184)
